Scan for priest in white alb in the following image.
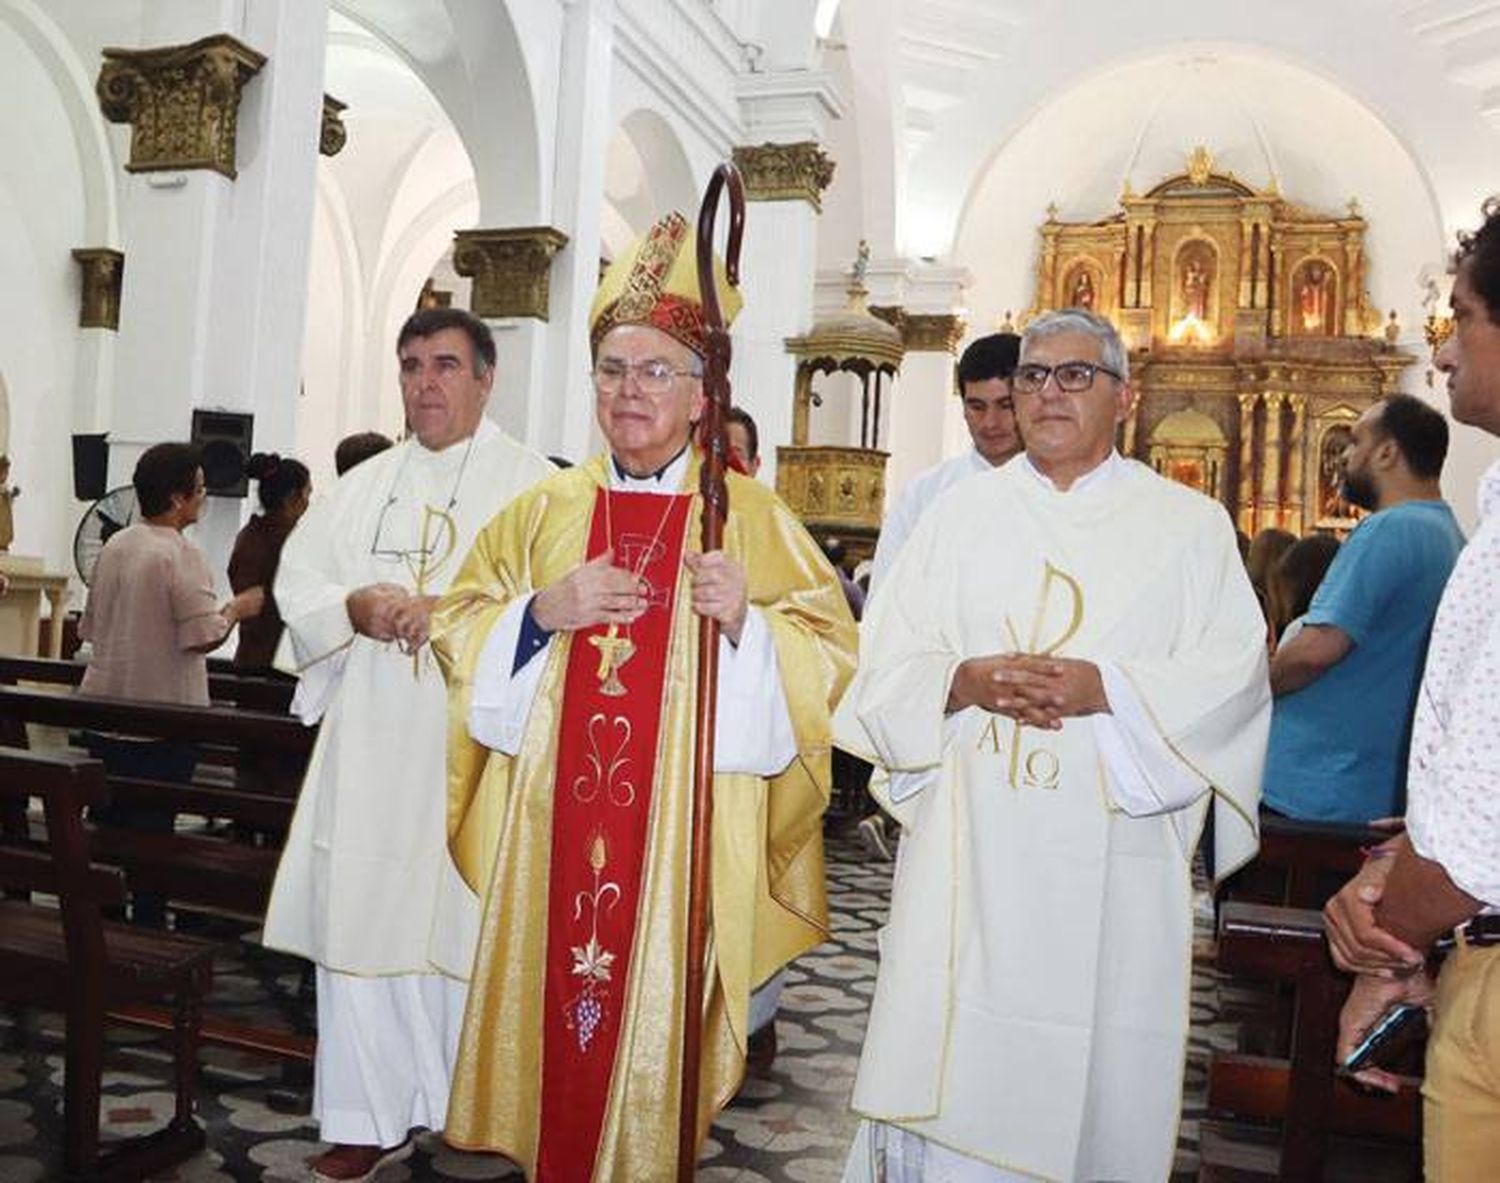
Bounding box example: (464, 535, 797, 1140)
(263, 308, 553, 1182)
(837, 308, 1270, 1182)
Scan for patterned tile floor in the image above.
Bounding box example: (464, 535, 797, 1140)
(0, 830, 1235, 1181)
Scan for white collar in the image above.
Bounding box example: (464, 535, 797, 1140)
(610, 445, 690, 493)
(1021, 450, 1125, 493)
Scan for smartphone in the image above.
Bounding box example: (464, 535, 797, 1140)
(1340, 1002, 1426, 1074)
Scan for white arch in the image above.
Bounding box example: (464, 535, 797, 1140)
(0, 0, 118, 246)
(333, 0, 544, 226)
(902, 0, 1498, 259)
(604, 107, 699, 251)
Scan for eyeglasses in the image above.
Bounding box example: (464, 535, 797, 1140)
(592, 358, 702, 395)
(1012, 360, 1123, 395)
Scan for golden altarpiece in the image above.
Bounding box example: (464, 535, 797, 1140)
(1028, 149, 1415, 535)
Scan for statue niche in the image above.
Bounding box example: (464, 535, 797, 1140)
(1293, 259, 1337, 336)
(1317, 422, 1354, 520)
(1063, 262, 1099, 311)
(1168, 240, 1216, 345)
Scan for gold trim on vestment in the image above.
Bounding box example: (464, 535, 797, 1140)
(431, 453, 856, 1178)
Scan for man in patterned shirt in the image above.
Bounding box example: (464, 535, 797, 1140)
(1326, 197, 1500, 1177)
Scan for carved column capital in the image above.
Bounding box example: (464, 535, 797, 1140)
(96, 34, 267, 179)
(901, 312, 967, 354)
(321, 94, 347, 157)
(453, 227, 570, 320)
(71, 248, 125, 330)
(732, 142, 835, 212)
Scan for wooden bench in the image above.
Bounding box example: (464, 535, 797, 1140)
(0, 654, 297, 716)
(1221, 813, 1384, 910)
(0, 684, 318, 1065)
(1200, 902, 1421, 1182)
(0, 746, 217, 1180)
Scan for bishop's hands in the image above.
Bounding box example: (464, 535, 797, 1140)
(947, 654, 1108, 728)
(532, 550, 648, 633)
(685, 551, 748, 645)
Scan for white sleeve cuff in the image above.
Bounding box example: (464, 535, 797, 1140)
(713, 607, 798, 776)
(1091, 660, 1208, 816)
(887, 709, 967, 803)
(468, 594, 550, 754)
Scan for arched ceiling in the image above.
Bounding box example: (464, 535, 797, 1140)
(953, 51, 1444, 332)
(843, 0, 1500, 259)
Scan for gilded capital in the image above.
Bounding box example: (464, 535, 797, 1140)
(96, 34, 266, 179)
(901, 312, 967, 354)
(71, 248, 125, 330)
(453, 227, 570, 320)
(732, 142, 835, 212)
(321, 94, 347, 157)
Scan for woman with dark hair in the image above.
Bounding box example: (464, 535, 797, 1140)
(80, 441, 263, 924)
(1267, 533, 1342, 647)
(229, 451, 312, 669)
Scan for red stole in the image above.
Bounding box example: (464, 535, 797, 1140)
(536, 487, 693, 1181)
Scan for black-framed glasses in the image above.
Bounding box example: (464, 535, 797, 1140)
(1012, 360, 1123, 395)
(592, 358, 703, 396)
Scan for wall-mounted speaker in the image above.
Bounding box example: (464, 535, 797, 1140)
(71, 433, 109, 501)
(191, 409, 254, 497)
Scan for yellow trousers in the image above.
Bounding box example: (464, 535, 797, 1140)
(1425, 933, 1500, 1181)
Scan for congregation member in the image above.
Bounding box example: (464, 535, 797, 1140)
(836, 308, 1269, 1182)
(228, 451, 312, 670)
(1327, 197, 1500, 1179)
(868, 331, 1022, 594)
(263, 308, 552, 1181)
(1244, 526, 1295, 621)
(725, 404, 761, 477)
(1261, 393, 1463, 823)
(1264, 532, 1341, 646)
(718, 402, 793, 1071)
(79, 442, 263, 924)
(859, 331, 1023, 861)
(333, 429, 393, 477)
(431, 210, 857, 1180)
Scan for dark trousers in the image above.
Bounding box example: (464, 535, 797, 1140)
(82, 734, 196, 927)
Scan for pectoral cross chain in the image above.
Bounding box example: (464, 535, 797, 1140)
(589, 625, 636, 697)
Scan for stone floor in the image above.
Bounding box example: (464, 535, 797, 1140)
(0, 831, 1239, 1181)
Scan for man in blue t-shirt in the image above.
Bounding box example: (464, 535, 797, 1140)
(1263, 393, 1465, 822)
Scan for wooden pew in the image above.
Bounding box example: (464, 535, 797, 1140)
(0, 654, 296, 716)
(1221, 813, 1384, 910)
(1200, 902, 1421, 1182)
(0, 746, 217, 1180)
(0, 684, 317, 1064)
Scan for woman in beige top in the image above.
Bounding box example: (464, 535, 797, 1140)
(78, 441, 262, 925)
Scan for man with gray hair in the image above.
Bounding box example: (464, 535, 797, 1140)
(837, 308, 1270, 1180)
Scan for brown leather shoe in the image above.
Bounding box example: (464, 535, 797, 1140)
(308, 1139, 414, 1182)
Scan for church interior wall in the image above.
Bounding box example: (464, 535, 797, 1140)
(949, 48, 1500, 529)
(0, 7, 119, 578)
(9, 0, 1500, 607)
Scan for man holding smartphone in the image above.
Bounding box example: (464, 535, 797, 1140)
(1326, 198, 1500, 1177)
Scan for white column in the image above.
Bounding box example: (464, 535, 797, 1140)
(735, 200, 818, 486)
(876, 263, 968, 507)
(530, 0, 614, 463)
(107, 0, 329, 588)
(735, 74, 843, 485)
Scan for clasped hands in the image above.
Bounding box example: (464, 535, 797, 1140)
(946, 653, 1108, 728)
(347, 583, 438, 652)
(531, 548, 748, 644)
